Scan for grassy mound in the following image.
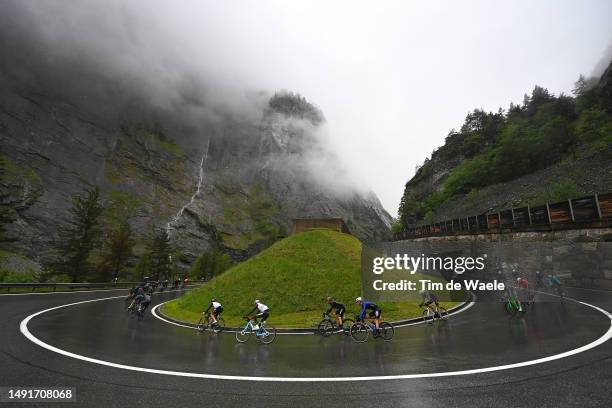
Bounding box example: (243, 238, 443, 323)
(163, 229, 460, 327)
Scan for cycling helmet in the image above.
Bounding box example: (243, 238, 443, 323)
(355, 297, 362, 302)
(254, 299, 260, 304)
(326, 296, 332, 302)
(211, 298, 217, 302)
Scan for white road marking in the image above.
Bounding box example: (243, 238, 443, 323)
(19, 291, 611, 382)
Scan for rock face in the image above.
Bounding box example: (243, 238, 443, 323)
(0, 1, 393, 273)
(0, 85, 391, 271)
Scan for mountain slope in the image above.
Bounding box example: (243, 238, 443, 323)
(0, 4, 391, 273)
(398, 59, 612, 228)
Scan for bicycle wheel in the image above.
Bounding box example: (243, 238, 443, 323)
(379, 322, 395, 341)
(196, 318, 207, 332)
(235, 327, 251, 343)
(437, 307, 448, 320)
(422, 309, 433, 324)
(341, 318, 354, 336)
(350, 322, 369, 343)
(258, 325, 276, 344)
(317, 319, 335, 337)
(212, 317, 225, 334)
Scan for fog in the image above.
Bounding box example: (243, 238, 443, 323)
(1, 0, 611, 215)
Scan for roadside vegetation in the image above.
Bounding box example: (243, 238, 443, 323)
(399, 67, 612, 225)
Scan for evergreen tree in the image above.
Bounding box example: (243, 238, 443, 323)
(105, 220, 135, 281)
(53, 187, 104, 282)
(149, 228, 172, 281)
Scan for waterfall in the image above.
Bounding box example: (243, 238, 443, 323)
(166, 136, 211, 235)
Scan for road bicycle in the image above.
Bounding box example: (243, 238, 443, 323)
(135, 302, 150, 319)
(420, 304, 448, 324)
(196, 312, 226, 334)
(317, 312, 353, 337)
(235, 316, 277, 344)
(349, 317, 394, 343)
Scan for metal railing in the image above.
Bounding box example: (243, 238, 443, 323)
(394, 192, 612, 240)
(0, 281, 204, 293)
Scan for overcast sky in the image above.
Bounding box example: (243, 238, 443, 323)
(10, 0, 612, 215)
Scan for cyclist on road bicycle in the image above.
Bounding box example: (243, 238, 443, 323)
(139, 293, 152, 313)
(418, 289, 441, 317)
(325, 297, 345, 328)
(128, 286, 146, 310)
(246, 299, 270, 330)
(535, 271, 545, 288)
(505, 285, 523, 312)
(516, 276, 531, 304)
(548, 274, 564, 297)
(355, 297, 381, 336)
(203, 298, 224, 325)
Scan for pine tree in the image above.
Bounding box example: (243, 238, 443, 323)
(149, 228, 172, 281)
(106, 220, 135, 281)
(53, 187, 104, 282)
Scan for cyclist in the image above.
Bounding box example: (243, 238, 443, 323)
(516, 276, 531, 304)
(418, 289, 441, 317)
(128, 286, 146, 311)
(505, 285, 523, 312)
(203, 298, 224, 325)
(139, 293, 152, 314)
(548, 274, 563, 297)
(246, 299, 270, 330)
(535, 271, 545, 288)
(355, 297, 381, 336)
(325, 297, 345, 329)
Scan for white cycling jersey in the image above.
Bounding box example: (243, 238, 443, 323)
(256, 303, 269, 313)
(211, 301, 222, 309)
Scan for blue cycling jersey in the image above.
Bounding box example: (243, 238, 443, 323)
(359, 301, 380, 320)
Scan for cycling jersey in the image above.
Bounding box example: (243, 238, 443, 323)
(205, 301, 223, 314)
(549, 275, 561, 287)
(358, 301, 380, 320)
(517, 278, 529, 289)
(326, 301, 345, 315)
(248, 303, 269, 315)
(248, 303, 270, 322)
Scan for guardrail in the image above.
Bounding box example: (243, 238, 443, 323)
(0, 281, 205, 293)
(394, 192, 612, 240)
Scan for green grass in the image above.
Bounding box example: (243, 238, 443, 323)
(162, 229, 461, 327)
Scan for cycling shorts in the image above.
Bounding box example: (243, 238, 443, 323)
(368, 309, 381, 318)
(336, 307, 345, 317)
(256, 310, 269, 321)
(214, 306, 223, 315)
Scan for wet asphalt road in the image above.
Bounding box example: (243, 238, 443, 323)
(0, 286, 610, 407)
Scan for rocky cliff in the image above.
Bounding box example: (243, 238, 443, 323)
(0, 8, 391, 273)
